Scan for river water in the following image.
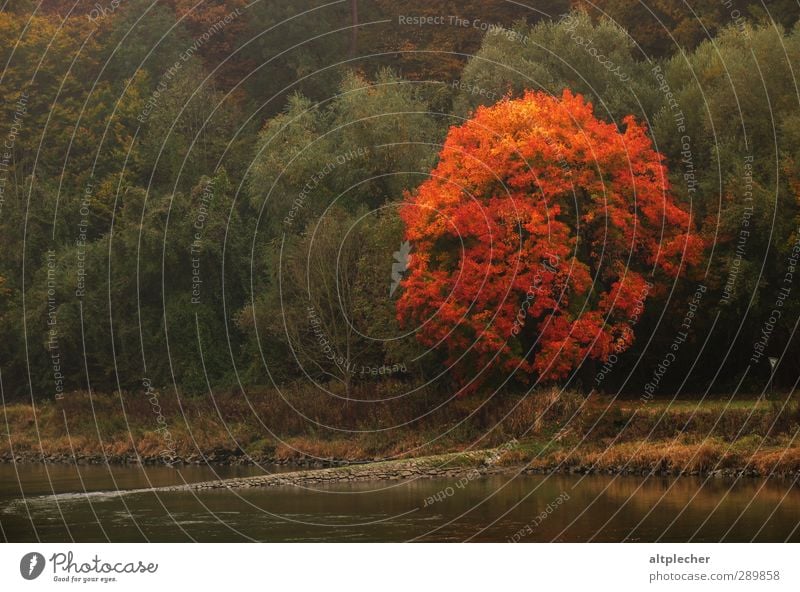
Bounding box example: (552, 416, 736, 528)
(1, 464, 798, 542)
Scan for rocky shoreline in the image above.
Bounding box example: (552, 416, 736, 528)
(4, 448, 799, 487)
(155, 451, 509, 492)
(0, 450, 370, 468)
(159, 465, 799, 493)
(153, 451, 800, 492)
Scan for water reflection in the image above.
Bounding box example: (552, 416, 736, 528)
(1, 464, 798, 542)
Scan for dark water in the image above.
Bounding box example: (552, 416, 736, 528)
(1, 464, 799, 542)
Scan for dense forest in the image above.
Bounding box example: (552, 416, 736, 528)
(1, 0, 800, 406)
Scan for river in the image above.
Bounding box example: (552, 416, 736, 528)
(1, 464, 798, 542)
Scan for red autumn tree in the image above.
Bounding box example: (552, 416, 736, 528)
(397, 90, 703, 390)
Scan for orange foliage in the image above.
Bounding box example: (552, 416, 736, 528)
(398, 90, 703, 390)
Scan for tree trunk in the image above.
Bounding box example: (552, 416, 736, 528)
(350, 0, 359, 58)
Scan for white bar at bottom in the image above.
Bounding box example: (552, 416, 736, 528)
(1, 543, 797, 590)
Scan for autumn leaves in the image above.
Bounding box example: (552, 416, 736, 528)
(397, 91, 701, 391)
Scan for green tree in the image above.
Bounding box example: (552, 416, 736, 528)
(240, 207, 423, 396)
(454, 11, 661, 124)
(648, 22, 800, 388)
(575, 0, 800, 57)
(136, 61, 246, 190)
(247, 69, 443, 236)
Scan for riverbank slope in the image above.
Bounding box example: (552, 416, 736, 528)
(2, 389, 799, 479)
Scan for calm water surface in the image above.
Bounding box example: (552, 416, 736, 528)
(1, 464, 798, 542)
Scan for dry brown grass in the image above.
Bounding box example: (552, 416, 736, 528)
(502, 436, 800, 476)
(2, 388, 798, 468)
(502, 387, 584, 435)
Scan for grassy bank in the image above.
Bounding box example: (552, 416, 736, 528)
(2, 387, 799, 477)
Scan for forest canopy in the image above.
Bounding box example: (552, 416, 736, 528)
(1, 0, 799, 403)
